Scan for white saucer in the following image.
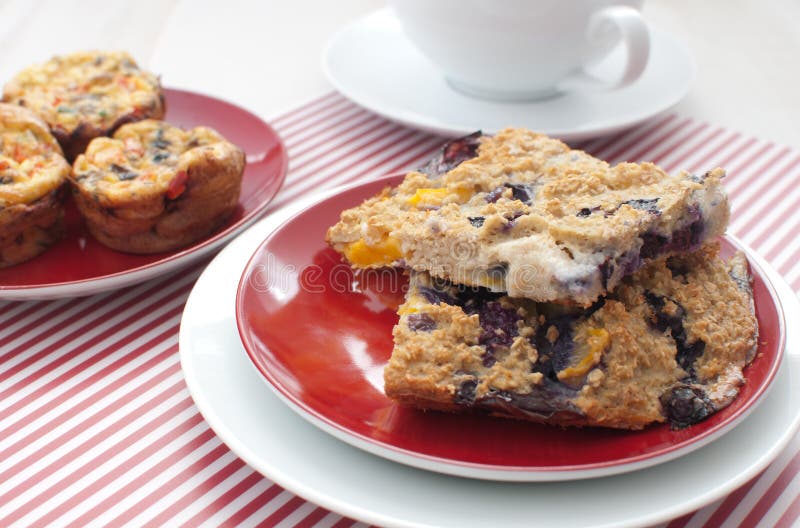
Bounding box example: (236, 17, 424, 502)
(323, 9, 695, 140)
(180, 186, 800, 528)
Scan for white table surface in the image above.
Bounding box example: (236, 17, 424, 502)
(0, 0, 797, 147)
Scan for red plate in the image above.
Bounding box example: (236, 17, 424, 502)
(236, 175, 786, 481)
(0, 88, 287, 300)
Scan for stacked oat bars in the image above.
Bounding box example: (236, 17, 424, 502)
(326, 129, 758, 430)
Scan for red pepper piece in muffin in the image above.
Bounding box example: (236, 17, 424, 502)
(0, 103, 70, 267)
(70, 119, 245, 254)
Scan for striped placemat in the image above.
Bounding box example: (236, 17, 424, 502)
(1, 92, 799, 528)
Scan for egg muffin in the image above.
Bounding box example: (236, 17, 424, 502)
(70, 119, 245, 253)
(0, 103, 70, 267)
(2, 51, 165, 161)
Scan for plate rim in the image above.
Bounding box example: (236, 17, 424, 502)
(233, 174, 786, 481)
(178, 188, 800, 527)
(0, 86, 288, 300)
(322, 8, 696, 139)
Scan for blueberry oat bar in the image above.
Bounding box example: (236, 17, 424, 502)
(384, 243, 758, 429)
(327, 129, 730, 305)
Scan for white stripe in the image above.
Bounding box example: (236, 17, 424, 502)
(274, 501, 320, 528)
(593, 116, 689, 161)
(273, 133, 440, 208)
(668, 130, 741, 173)
(0, 276, 191, 415)
(717, 439, 800, 527)
(659, 127, 725, 172)
(0, 352, 180, 487)
(718, 139, 772, 191)
(682, 497, 725, 528)
(0, 374, 188, 521)
(771, 231, 800, 273)
(313, 512, 350, 528)
(585, 115, 677, 160)
(128, 451, 249, 528)
(740, 180, 800, 251)
(281, 104, 367, 147)
(275, 95, 351, 133)
(200, 473, 276, 527)
(0, 318, 181, 462)
(284, 119, 400, 178)
(0, 299, 53, 326)
(25, 408, 206, 528)
(283, 108, 375, 153)
(60, 432, 225, 528)
(643, 122, 709, 165)
(0, 296, 110, 361)
(729, 154, 800, 234)
(237, 489, 296, 526)
(783, 262, 800, 286)
(285, 112, 386, 164)
(0, 267, 191, 373)
(269, 93, 343, 127)
(725, 143, 787, 196)
(757, 472, 800, 527)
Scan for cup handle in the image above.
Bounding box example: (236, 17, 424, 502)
(558, 5, 650, 93)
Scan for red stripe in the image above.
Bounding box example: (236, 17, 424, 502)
(273, 132, 439, 207)
(288, 120, 406, 176)
(735, 155, 800, 240)
(0, 274, 193, 409)
(597, 116, 689, 163)
(712, 136, 758, 173)
(121, 454, 244, 528)
(0, 307, 182, 438)
(0, 261, 200, 368)
(271, 92, 343, 129)
(0, 320, 182, 470)
(330, 518, 358, 528)
(23, 404, 208, 528)
(281, 102, 367, 143)
(645, 122, 710, 165)
(0, 386, 192, 525)
(672, 131, 742, 172)
(66, 432, 226, 528)
(737, 449, 800, 527)
(698, 474, 763, 527)
(776, 248, 800, 279)
(595, 114, 681, 161)
(0, 351, 181, 485)
(775, 492, 800, 528)
(727, 142, 778, 179)
(294, 506, 332, 528)
(295, 136, 444, 205)
(0, 300, 58, 335)
(175, 467, 263, 527)
(727, 146, 792, 198)
(276, 126, 426, 204)
(287, 111, 382, 161)
(0, 296, 98, 356)
(665, 511, 695, 528)
(661, 127, 727, 172)
(219, 484, 285, 526)
(256, 495, 307, 527)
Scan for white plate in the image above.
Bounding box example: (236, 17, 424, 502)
(323, 9, 695, 139)
(180, 188, 800, 528)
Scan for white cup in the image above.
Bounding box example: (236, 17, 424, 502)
(388, 0, 650, 101)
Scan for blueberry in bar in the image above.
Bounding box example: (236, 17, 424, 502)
(327, 128, 730, 306)
(70, 119, 244, 254)
(3, 51, 165, 161)
(0, 103, 70, 267)
(384, 243, 758, 430)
